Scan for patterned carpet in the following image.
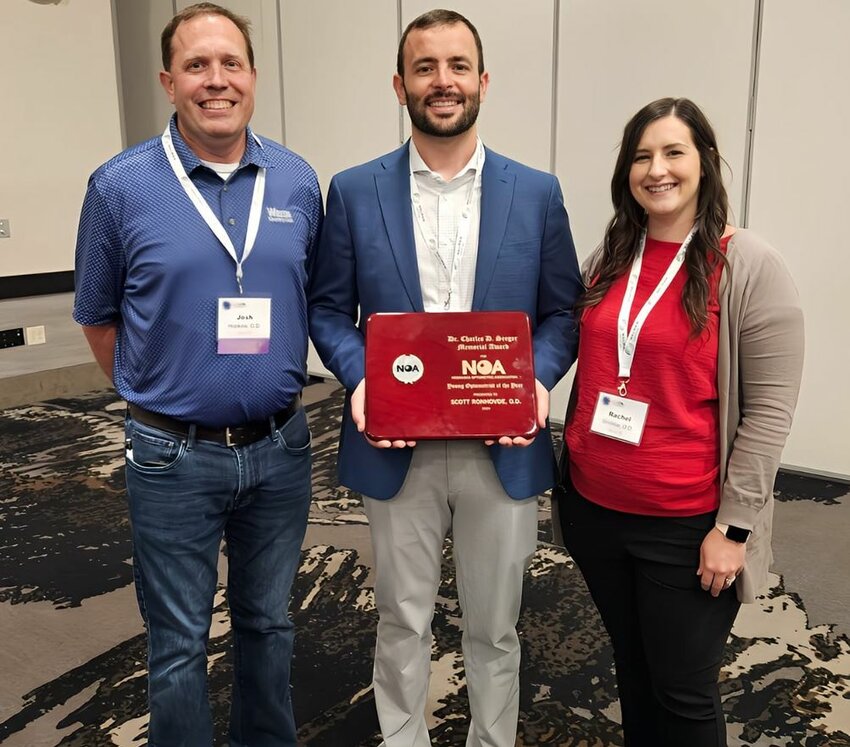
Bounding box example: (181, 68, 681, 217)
(0, 385, 848, 746)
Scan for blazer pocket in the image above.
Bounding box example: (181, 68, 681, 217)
(500, 238, 541, 251)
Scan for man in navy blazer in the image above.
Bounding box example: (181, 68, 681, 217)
(309, 9, 581, 746)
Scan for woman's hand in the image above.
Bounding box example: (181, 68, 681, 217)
(697, 528, 746, 597)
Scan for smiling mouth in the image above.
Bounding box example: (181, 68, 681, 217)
(426, 97, 463, 110)
(200, 100, 234, 110)
(646, 183, 677, 193)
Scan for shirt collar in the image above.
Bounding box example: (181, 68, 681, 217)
(168, 114, 273, 174)
(409, 136, 484, 181)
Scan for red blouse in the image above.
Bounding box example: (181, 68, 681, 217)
(566, 235, 729, 517)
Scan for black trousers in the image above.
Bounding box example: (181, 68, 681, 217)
(559, 485, 741, 747)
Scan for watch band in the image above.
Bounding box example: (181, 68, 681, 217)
(715, 522, 751, 543)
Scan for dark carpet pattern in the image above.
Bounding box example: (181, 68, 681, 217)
(0, 388, 848, 746)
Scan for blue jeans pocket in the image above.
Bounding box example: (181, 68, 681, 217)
(125, 419, 187, 473)
(274, 408, 311, 455)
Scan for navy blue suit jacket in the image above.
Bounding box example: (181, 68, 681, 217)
(308, 142, 582, 500)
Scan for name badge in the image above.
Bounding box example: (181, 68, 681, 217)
(217, 297, 271, 354)
(589, 391, 649, 445)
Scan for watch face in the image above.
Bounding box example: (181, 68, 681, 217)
(726, 525, 751, 543)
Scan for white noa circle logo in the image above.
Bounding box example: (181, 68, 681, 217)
(392, 354, 424, 384)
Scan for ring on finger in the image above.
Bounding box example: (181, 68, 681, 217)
(723, 576, 735, 587)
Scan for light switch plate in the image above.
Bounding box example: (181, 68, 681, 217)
(0, 219, 10, 238)
(25, 325, 47, 345)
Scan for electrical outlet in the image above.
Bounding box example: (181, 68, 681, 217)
(0, 327, 25, 348)
(0, 219, 10, 238)
(25, 325, 47, 345)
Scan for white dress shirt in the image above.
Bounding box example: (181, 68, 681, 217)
(409, 138, 485, 312)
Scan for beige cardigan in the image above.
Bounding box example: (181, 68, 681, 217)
(556, 229, 805, 603)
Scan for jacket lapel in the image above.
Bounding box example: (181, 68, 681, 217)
(375, 143, 424, 312)
(473, 150, 515, 309)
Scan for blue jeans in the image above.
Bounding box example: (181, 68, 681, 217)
(124, 406, 312, 747)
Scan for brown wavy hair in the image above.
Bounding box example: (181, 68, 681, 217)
(579, 98, 729, 333)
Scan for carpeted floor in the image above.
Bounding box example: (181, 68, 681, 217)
(0, 383, 848, 746)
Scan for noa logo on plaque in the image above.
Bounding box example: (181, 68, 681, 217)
(460, 358, 506, 375)
(392, 354, 424, 384)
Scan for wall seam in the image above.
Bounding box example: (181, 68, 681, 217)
(740, 0, 764, 227)
(550, 0, 560, 175)
(397, 0, 405, 144)
(110, 0, 128, 149)
(276, 0, 287, 145)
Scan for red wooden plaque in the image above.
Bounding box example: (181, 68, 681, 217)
(364, 311, 538, 441)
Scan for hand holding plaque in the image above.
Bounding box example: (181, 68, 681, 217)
(364, 311, 538, 441)
(484, 379, 548, 448)
(351, 379, 417, 449)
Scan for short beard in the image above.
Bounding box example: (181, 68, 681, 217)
(405, 87, 481, 138)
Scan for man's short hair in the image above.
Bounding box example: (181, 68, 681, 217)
(396, 9, 484, 77)
(161, 2, 255, 71)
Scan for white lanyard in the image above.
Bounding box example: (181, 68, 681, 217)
(616, 226, 697, 395)
(161, 125, 266, 295)
(409, 142, 483, 309)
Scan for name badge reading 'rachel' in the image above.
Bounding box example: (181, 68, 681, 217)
(217, 297, 271, 354)
(589, 391, 649, 446)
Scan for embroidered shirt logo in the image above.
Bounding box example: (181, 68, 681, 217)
(266, 207, 293, 223)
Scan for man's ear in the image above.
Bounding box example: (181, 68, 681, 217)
(478, 71, 490, 103)
(159, 70, 175, 104)
(392, 73, 407, 106)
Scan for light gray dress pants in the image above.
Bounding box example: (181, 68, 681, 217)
(364, 440, 539, 747)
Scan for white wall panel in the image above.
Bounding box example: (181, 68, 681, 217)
(401, 0, 555, 172)
(0, 0, 123, 277)
(549, 0, 757, 424)
(279, 0, 399, 377)
(115, 0, 175, 147)
(280, 0, 400, 192)
(747, 0, 850, 476)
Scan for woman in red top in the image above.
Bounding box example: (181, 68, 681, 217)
(558, 98, 804, 746)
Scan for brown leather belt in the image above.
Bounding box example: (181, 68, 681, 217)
(127, 397, 301, 447)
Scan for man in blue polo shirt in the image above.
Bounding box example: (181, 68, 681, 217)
(73, 4, 321, 745)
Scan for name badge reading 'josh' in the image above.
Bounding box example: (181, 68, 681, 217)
(590, 391, 649, 446)
(217, 297, 271, 354)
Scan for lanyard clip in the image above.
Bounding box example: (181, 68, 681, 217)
(618, 378, 629, 397)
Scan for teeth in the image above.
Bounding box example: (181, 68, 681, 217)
(647, 184, 675, 193)
(429, 101, 459, 108)
(201, 100, 233, 109)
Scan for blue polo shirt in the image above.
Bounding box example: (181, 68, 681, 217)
(74, 117, 322, 427)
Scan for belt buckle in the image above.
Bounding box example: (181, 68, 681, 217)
(225, 427, 236, 447)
